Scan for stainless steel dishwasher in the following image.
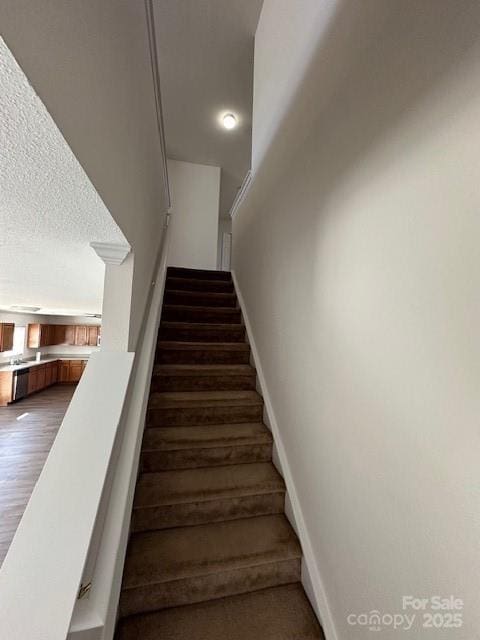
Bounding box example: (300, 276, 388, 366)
(13, 368, 30, 401)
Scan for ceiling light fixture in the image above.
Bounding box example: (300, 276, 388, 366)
(10, 305, 41, 313)
(223, 113, 237, 130)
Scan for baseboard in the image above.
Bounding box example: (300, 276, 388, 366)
(231, 270, 339, 640)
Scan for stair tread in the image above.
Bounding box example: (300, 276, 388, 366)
(158, 341, 249, 351)
(143, 423, 273, 451)
(167, 267, 231, 281)
(149, 390, 263, 408)
(153, 364, 255, 377)
(116, 583, 324, 640)
(166, 289, 236, 299)
(122, 514, 301, 590)
(160, 321, 242, 330)
(134, 463, 285, 508)
(166, 276, 234, 290)
(163, 304, 239, 313)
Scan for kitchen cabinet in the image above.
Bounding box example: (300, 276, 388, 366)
(0, 371, 13, 405)
(0, 323, 15, 352)
(74, 326, 88, 347)
(59, 361, 70, 382)
(87, 325, 99, 346)
(36, 365, 46, 389)
(27, 323, 101, 347)
(27, 367, 38, 394)
(45, 363, 52, 387)
(43, 326, 52, 347)
(58, 359, 88, 383)
(0, 359, 81, 405)
(27, 324, 40, 348)
(68, 361, 83, 382)
(65, 325, 75, 345)
(27, 324, 54, 348)
(54, 324, 66, 345)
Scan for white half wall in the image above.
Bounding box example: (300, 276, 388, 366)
(167, 159, 220, 270)
(233, 1, 480, 638)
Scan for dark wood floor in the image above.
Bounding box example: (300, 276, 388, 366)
(0, 384, 75, 566)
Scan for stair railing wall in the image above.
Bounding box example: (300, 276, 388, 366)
(68, 217, 172, 640)
(0, 352, 135, 640)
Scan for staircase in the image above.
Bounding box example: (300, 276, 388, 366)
(116, 267, 324, 640)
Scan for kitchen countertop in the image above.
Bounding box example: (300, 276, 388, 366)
(0, 355, 90, 373)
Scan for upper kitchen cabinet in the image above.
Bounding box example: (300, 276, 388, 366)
(74, 325, 88, 347)
(87, 325, 100, 346)
(27, 323, 101, 348)
(0, 323, 15, 352)
(65, 325, 75, 345)
(54, 324, 66, 345)
(27, 323, 54, 348)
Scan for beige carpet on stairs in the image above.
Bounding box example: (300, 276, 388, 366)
(115, 266, 324, 640)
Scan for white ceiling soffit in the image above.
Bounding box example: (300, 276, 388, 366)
(0, 37, 126, 316)
(154, 0, 263, 218)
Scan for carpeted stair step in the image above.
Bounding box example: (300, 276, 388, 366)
(167, 266, 232, 281)
(131, 462, 285, 532)
(147, 390, 264, 427)
(165, 289, 237, 308)
(116, 583, 325, 640)
(162, 304, 241, 324)
(156, 341, 251, 365)
(119, 514, 301, 617)
(159, 321, 245, 343)
(141, 422, 273, 471)
(151, 364, 256, 392)
(166, 276, 234, 293)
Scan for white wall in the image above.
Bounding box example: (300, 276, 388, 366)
(233, 1, 480, 638)
(0, 0, 169, 350)
(168, 159, 220, 270)
(251, 0, 336, 172)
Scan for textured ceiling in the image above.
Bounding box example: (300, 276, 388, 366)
(154, 0, 263, 218)
(0, 37, 126, 316)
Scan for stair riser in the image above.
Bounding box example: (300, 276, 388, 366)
(156, 349, 250, 365)
(167, 267, 231, 281)
(159, 326, 246, 343)
(141, 443, 273, 472)
(132, 492, 285, 532)
(165, 291, 237, 308)
(119, 557, 301, 617)
(162, 308, 241, 324)
(147, 404, 263, 428)
(166, 278, 234, 293)
(151, 374, 256, 392)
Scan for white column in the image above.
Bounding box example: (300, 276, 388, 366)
(90, 242, 133, 351)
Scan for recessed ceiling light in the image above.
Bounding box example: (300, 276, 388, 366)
(223, 113, 237, 130)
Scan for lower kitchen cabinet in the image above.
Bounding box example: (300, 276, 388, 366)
(27, 361, 59, 395)
(27, 367, 38, 394)
(59, 361, 70, 383)
(0, 359, 86, 405)
(37, 365, 46, 389)
(58, 360, 88, 383)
